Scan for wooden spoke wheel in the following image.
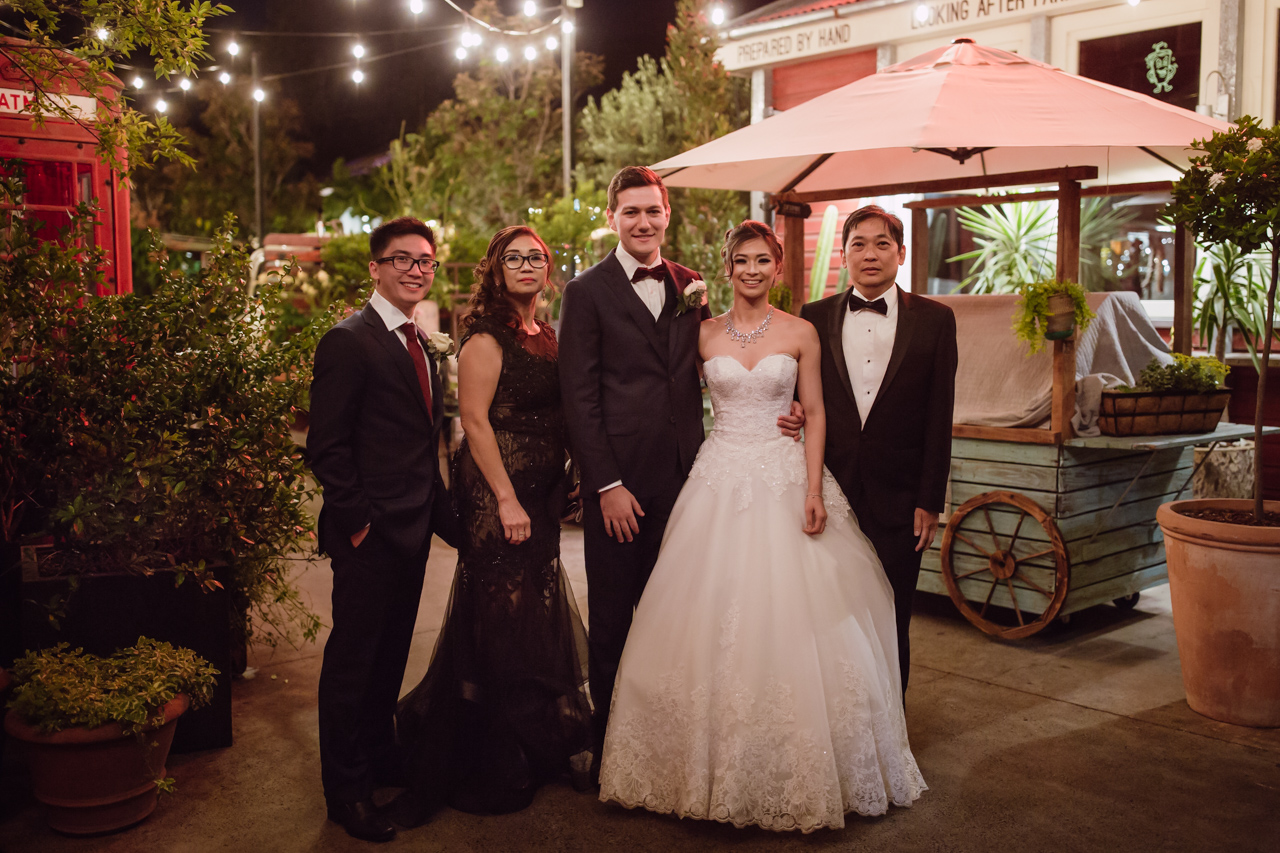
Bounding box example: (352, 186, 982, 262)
(940, 490, 1070, 640)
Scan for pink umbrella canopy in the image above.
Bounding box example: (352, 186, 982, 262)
(653, 39, 1233, 193)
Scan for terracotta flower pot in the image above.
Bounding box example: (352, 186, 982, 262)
(1044, 293, 1076, 340)
(1156, 500, 1280, 727)
(3, 694, 189, 834)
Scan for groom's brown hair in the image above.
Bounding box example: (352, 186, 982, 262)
(607, 166, 669, 211)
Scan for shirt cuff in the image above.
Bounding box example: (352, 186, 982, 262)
(597, 480, 623, 493)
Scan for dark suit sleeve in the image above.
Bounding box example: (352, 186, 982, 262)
(307, 326, 373, 538)
(917, 306, 958, 513)
(558, 278, 622, 494)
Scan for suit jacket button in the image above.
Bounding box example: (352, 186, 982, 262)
(669, 415, 676, 424)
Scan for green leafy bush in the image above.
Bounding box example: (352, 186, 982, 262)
(1012, 280, 1095, 354)
(7, 638, 219, 735)
(1132, 354, 1229, 394)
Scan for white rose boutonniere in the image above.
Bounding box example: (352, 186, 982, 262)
(677, 280, 708, 316)
(425, 331, 455, 358)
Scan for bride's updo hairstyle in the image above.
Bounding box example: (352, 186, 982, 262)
(466, 224, 557, 333)
(720, 219, 784, 278)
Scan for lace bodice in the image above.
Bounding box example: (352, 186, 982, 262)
(704, 353, 798, 441)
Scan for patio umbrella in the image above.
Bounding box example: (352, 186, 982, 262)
(652, 39, 1233, 192)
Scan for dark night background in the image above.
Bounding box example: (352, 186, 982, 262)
(196, 0, 777, 176)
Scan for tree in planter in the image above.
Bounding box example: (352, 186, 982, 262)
(0, 167, 326, 649)
(1168, 116, 1280, 521)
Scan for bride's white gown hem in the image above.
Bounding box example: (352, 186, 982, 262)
(598, 353, 926, 833)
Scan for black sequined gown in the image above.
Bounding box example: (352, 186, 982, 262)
(394, 315, 592, 820)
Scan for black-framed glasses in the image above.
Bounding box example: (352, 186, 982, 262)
(500, 252, 550, 270)
(376, 255, 441, 274)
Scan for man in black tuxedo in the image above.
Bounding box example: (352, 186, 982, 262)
(308, 217, 455, 842)
(801, 205, 957, 693)
(559, 167, 802, 773)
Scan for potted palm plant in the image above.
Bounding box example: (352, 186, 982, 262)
(1160, 116, 1280, 728)
(3, 638, 218, 834)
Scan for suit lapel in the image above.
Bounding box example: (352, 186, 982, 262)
(363, 304, 432, 421)
(867, 286, 915, 426)
(666, 265, 697, 365)
(600, 250, 668, 362)
(826, 292, 858, 417)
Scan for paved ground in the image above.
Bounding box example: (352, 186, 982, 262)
(2, 526, 1278, 852)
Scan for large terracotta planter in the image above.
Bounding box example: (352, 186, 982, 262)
(3, 693, 189, 834)
(1156, 500, 1280, 727)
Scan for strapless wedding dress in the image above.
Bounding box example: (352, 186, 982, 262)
(598, 353, 926, 833)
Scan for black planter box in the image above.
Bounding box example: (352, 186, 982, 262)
(19, 571, 233, 754)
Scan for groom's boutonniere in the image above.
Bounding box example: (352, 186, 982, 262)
(677, 280, 708, 316)
(425, 331, 455, 358)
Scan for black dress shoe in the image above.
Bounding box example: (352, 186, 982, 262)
(327, 799, 396, 843)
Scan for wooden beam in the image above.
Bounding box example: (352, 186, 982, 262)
(783, 213, 806, 315)
(911, 207, 928, 294)
(1052, 337, 1077, 443)
(1056, 179, 1081, 283)
(782, 166, 1099, 205)
(903, 181, 1174, 211)
(952, 424, 1062, 445)
(1172, 225, 1195, 354)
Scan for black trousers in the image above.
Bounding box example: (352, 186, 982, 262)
(318, 527, 431, 805)
(853, 497, 925, 693)
(581, 487, 678, 754)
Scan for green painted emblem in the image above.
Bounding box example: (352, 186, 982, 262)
(1145, 41, 1177, 94)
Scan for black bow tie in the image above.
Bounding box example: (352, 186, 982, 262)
(630, 263, 665, 284)
(848, 294, 889, 316)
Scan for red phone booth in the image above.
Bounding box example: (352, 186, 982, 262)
(0, 37, 131, 294)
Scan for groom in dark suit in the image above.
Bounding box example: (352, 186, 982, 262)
(308, 217, 454, 842)
(801, 205, 957, 693)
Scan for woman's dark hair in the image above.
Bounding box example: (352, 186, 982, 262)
(464, 225, 556, 332)
(721, 220, 784, 278)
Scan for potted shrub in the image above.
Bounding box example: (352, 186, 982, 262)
(1012, 279, 1095, 354)
(1098, 354, 1231, 437)
(1160, 116, 1280, 728)
(3, 638, 218, 834)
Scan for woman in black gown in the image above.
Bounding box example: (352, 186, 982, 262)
(394, 226, 592, 822)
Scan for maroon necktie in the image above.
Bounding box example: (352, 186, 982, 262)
(630, 263, 665, 283)
(401, 322, 433, 414)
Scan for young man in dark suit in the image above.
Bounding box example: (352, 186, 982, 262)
(801, 205, 957, 693)
(308, 217, 455, 842)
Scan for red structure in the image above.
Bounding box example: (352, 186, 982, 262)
(0, 38, 131, 294)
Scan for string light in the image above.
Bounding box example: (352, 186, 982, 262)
(155, 98, 167, 113)
(545, 35, 558, 51)
(495, 46, 510, 62)
(710, 5, 727, 26)
(178, 78, 192, 91)
(352, 68, 365, 83)
(409, 0, 425, 12)
(95, 27, 110, 41)
(131, 76, 144, 88)
(351, 43, 365, 59)
(522, 1, 537, 15)
(460, 30, 481, 48)
(523, 44, 537, 61)
(562, 20, 574, 34)
(219, 71, 232, 84)
(227, 40, 240, 56)
(914, 4, 929, 22)
(456, 46, 468, 60)
(252, 88, 266, 102)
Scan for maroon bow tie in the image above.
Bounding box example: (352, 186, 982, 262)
(630, 263, 665, 284)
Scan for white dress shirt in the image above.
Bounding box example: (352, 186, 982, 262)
(842, 284, 899, 424)
(615, 244, 666, 321)
(369, 290, 428, 357)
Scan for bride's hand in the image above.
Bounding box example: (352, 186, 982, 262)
(803, 494, 827, 536)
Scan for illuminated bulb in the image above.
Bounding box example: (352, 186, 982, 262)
(219, 71, 231, 85)
(456, 46, 468, 60)
(524, 44, 537, 61)
(352, 43, 365, 59)
(131, 76, 144, 89)
(178, 78, 192, 91)
(562, 20, 574, 34)
(523, 0, 537, 15)
(228, 41, 240, 56)
(96, 27, 110, 41)
(1127, 0, 1140, 5)
(914, 4, 929, 22)
(252, 88, 265, 102)
(710, 5, 726, 25)
(409, 0, 425, 12)
(545, 35, 558, 51)
(496, 46, 510, 62)
(351, 68, 364, 83)
(155, 99, 167, 113)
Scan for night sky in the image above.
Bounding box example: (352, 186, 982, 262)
(204, 0, 777, 175)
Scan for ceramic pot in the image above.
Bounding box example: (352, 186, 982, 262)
(1156, 500, 1280, 727)
(3, 694, 189, 834)
(1044, 293, 1076, 340)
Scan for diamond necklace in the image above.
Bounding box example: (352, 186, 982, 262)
(724, 307, 774, 348)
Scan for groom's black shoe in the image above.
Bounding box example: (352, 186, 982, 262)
(327, 799, 396, 843)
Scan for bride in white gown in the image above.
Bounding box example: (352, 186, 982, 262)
(598, 221, 926, 833)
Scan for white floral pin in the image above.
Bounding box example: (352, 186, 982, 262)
(677, 279, 708, 316)
(425, 331, 455, 358)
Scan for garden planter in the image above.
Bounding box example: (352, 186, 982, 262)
(1193, 440, 1255, 499)
(1098, 389, 1231, 436)
(3, 694, 189, 834)
(1044, 293, 1076, 340)
(1156, 500, 1280, 727)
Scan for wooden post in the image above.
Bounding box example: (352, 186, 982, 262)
(1055, 179, 1081, 284)
(1052, 337, 1077, 443)
(911, 207, 928, 294)
(1172, 225, 1195, 354)
(783, 212, 806, 314)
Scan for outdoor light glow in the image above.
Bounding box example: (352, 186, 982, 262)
(95, 27, 110, 41)
(545, 36, 558, 51)
(524, 44, 538, 61)
(409, 0, 425, 12)
(523, 0, 537, 15)
(710, 5, 727, 25)
(352, 43, 366, 59)
(914, 3, 929, 22)
(562, 20, 574, 34)
(227, 40, 240, 56)
(219, 71, 232, 85)
(456, 46, 468, 60)
(252, 88, 265, 102)
(155, 99, 167, 113)
(1127, 0, 1140, 5)
(352, 68, 365, 83)
(131, 76, 144, 89)
(496, 46, 510, 62)
(178, 78, 192, 91)
(461, 30, 481, 48)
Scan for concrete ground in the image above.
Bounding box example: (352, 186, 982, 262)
(1, 526, 1278, 853)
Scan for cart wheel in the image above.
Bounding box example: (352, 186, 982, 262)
(1113, 592, 1140, 611)
(940, 490, 1070, 640)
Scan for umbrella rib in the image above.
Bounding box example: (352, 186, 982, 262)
(1138, 146, 1185, 174)
(781, 153, 833, 193)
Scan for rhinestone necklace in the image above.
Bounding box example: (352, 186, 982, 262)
(724, 307, 774, 348)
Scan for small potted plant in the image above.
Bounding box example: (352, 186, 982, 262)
(1098, 354, 1231, 437)
(3, 638, 218, 835)
(1012, 279, 1095, 354)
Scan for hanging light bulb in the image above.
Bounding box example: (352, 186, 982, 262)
(227, 40, 240, 56)
(456, 46, 468, 60)
(523, 0, 537, 15)
(95, 27, 110, 41)
(523, 44, 538, 61)
(496, 46, 510, 62)
(178, 78, 192, 91)
(352, 68, 365, 83)
(561, 19, 574, 34)
(409, 0, 425, 12)
(155, 99, 167, 113)
(545, 35, 558, 51)
(252, 88, 266, 102)
(352, 43, 365, 59)
(219, 71, 232, 85)
(914, 4, 929, 22)
(131, 76, 144, 89)
(710, 4, 727, 25)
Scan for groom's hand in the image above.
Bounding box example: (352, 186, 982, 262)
(777, 400, 806, 441)
(914, 508, 940, 552)
(600, 486, 645, 543)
